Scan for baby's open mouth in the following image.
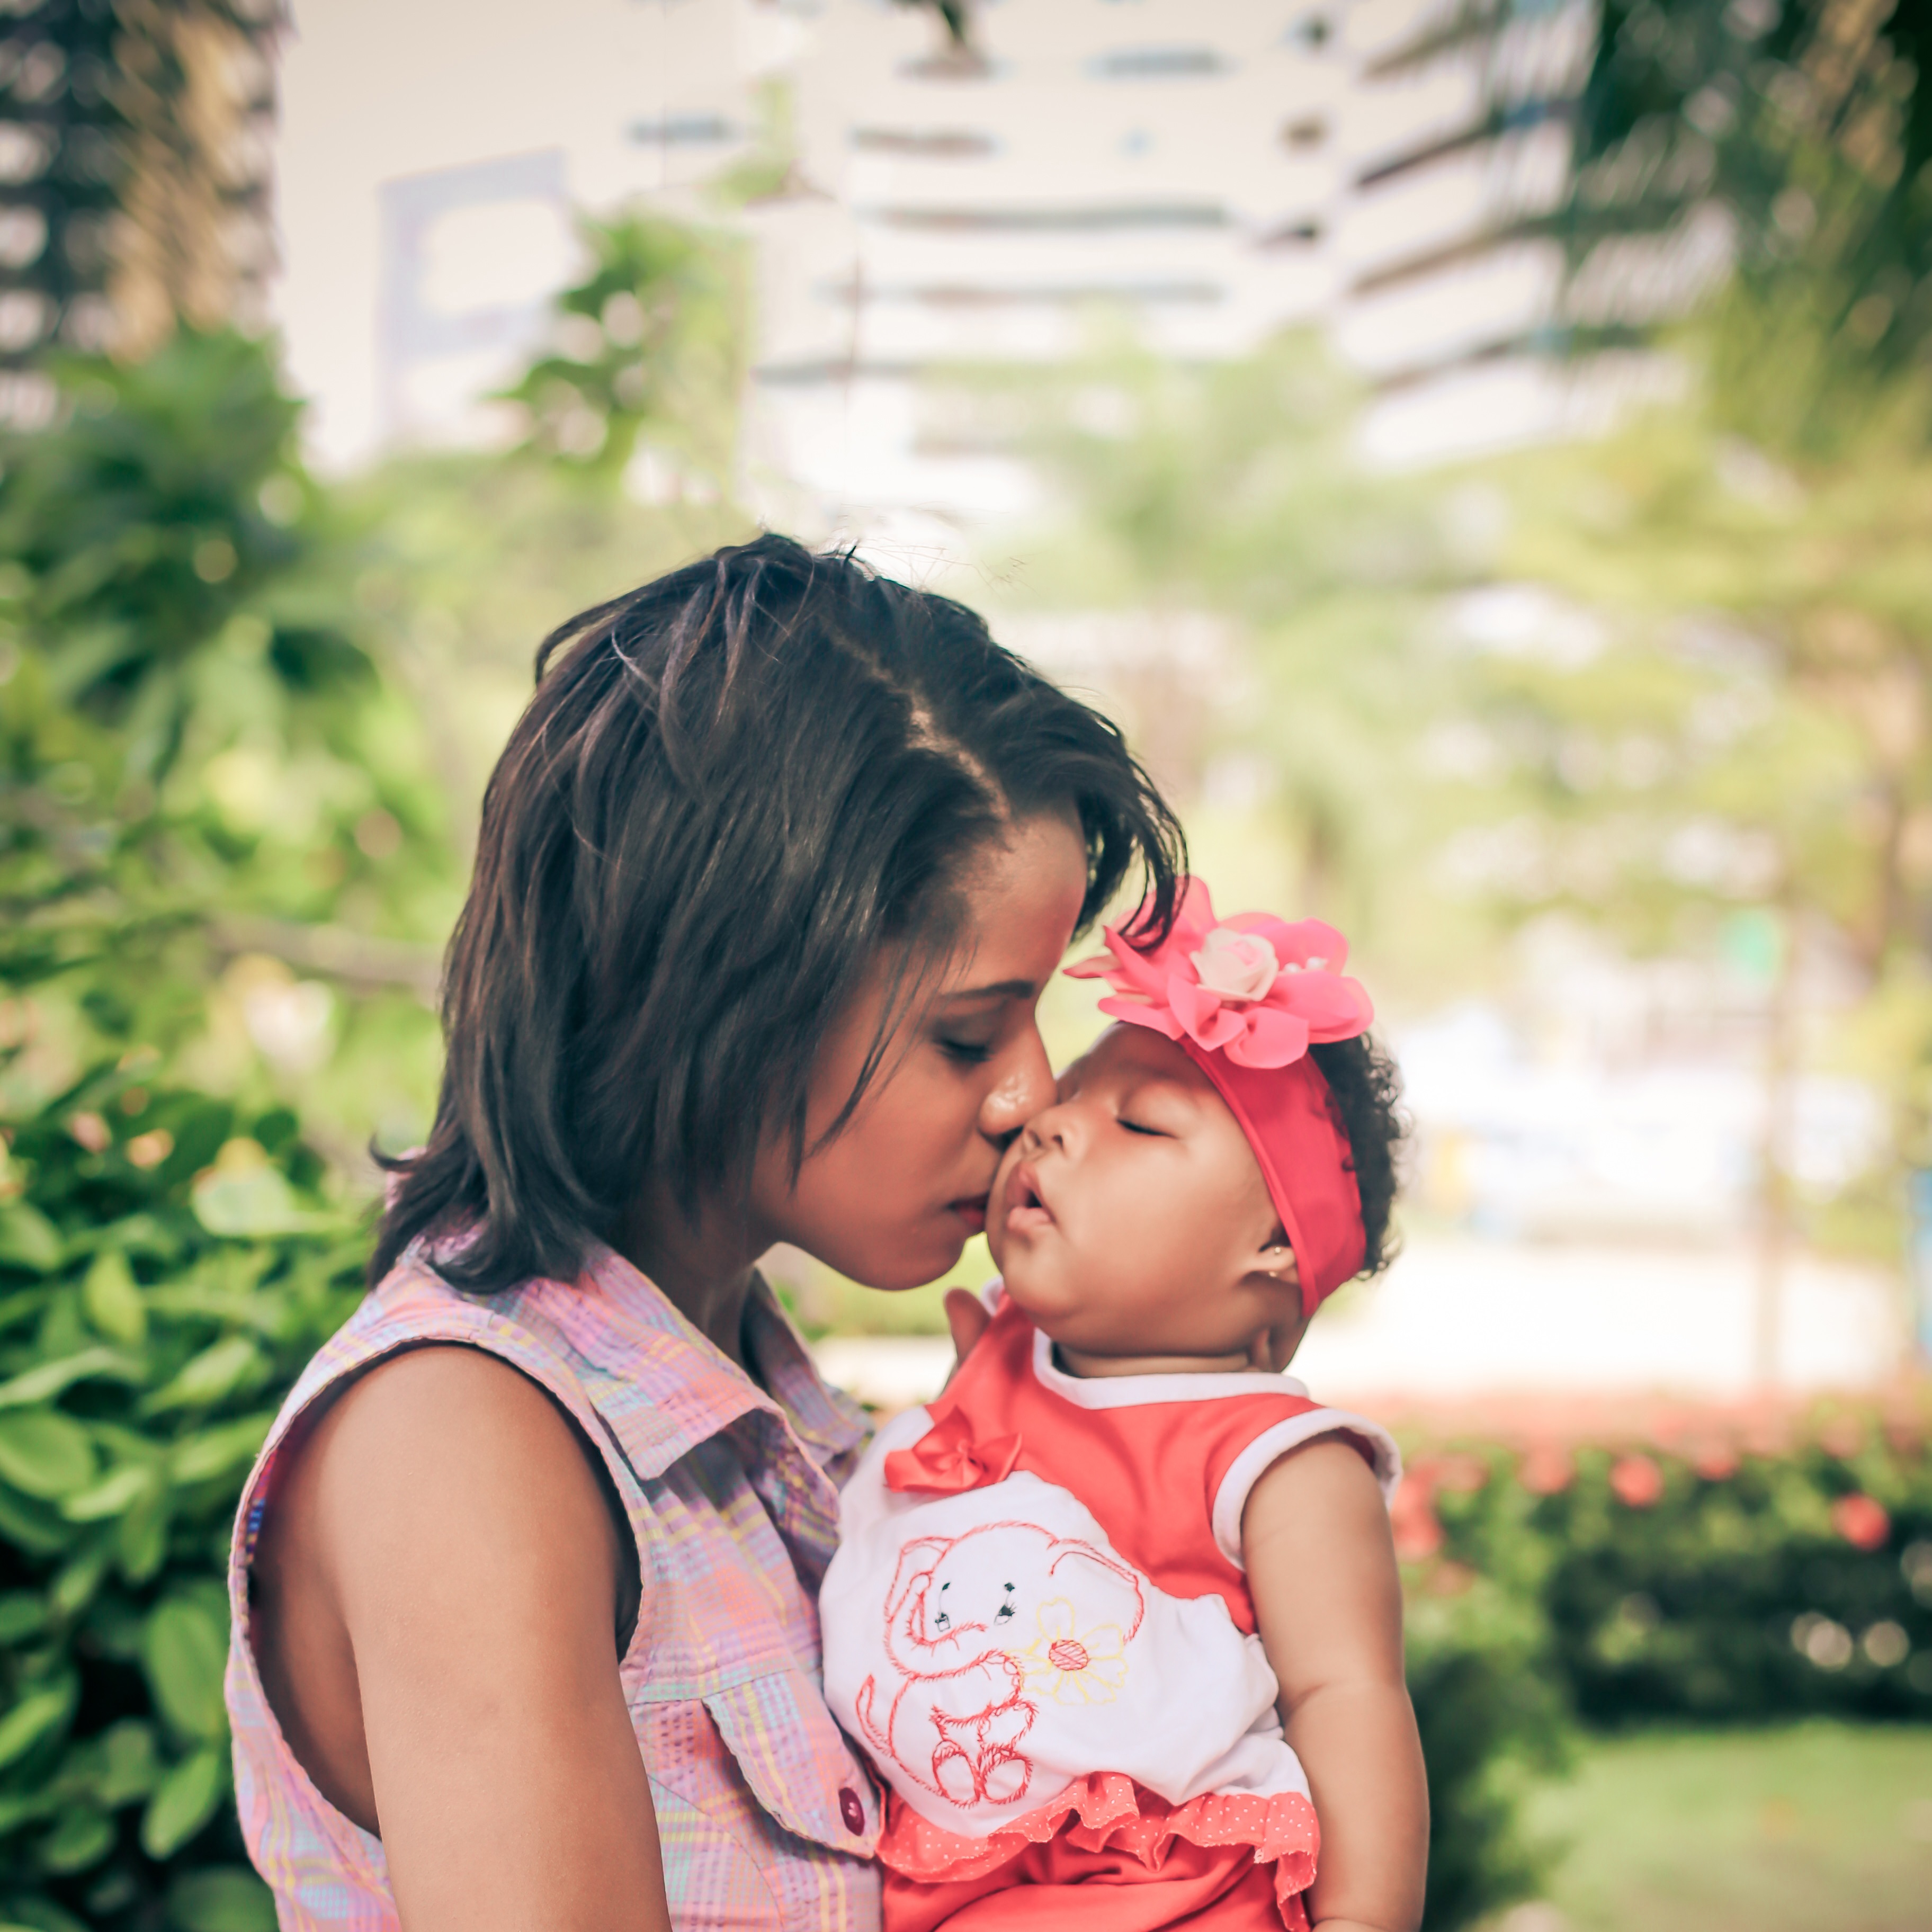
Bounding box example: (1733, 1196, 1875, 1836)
(1005, 1164, 1054, 1232)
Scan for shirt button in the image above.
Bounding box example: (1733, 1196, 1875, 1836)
(838, 1786, 865, 1835)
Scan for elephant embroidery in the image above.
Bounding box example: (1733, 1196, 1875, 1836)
(853, 1520, 1146, 1808)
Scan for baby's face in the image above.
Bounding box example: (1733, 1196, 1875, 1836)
(987, 1024, 1307, 1369)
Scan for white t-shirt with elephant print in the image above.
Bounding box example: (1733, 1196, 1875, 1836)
(819, 1292, 1401, 1855)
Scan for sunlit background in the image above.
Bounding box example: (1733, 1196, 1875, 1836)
(262, 0, 1926, 1405)
(1, 1, 1929, 1927)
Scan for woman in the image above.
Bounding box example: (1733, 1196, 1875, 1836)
(225, 537, 1184, 1931)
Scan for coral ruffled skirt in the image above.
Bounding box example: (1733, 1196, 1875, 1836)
(878, 1773, 1317, 1932)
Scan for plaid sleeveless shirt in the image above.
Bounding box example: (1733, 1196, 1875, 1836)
(225, 1244, 883, 1930)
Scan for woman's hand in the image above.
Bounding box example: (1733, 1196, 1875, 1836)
(252, 1347, 670, 1932)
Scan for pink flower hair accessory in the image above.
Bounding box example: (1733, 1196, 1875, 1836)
(1066, 878, 1376, 1314)
(1066, 878, 1372, 1068)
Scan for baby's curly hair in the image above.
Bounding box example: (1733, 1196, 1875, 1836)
(1309, 1035, 1406, 1278)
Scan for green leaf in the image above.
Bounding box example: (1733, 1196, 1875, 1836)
(38, 1804, 114, 1873)
(82, 1247, 147, 1346)
(141, 1597, 228, 1741)
(49, 1539, 110, 1617)
(117, 1475, 172, 1584)
(0, 1348, 144, 1411)
(0, 1409, 97, 1499)
(1, 1899, 88, 1932)
(0, 1679, 75, 1768)
(83, 1716, 162, 1807)
(0, 1590, 46, 1641)
(0, 1783, 61, 1831)
(166, 1867, 278, 1932)
(0, 1285, 49, 1334)
(0, 1204, 63, 1274)
(60, 1461, 156, 1523)
(140, 1746, 227, 1859)
(0, 1482, 75, 1555)
(144, 1335, 262, 1414)
(190, 1165, 328, 1238)
(171, 1411, 273, 1484)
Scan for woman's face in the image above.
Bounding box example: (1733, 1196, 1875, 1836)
(752, 813, 1090, 1291)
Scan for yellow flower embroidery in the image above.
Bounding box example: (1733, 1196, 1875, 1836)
(1015, 1597, 1130, 1705)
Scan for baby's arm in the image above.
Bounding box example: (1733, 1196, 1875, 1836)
(1243, 1438, 1427, 1932)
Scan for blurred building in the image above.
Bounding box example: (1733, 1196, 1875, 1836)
(737, 0, 1629, 526)
(0, 0, 282, 425)
(280, 0, 1643, 500)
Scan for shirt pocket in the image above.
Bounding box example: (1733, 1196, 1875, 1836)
(700, 1666, 881, 1857)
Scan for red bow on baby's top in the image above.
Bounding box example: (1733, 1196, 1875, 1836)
(882, 1397, 1022, 1496)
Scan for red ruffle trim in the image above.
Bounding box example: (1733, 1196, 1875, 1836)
(878, 1774, 1318, 1921)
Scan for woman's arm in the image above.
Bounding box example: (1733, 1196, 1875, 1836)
(253, 1346, 670, 1931)
(1242, 1437, 1428, 1932)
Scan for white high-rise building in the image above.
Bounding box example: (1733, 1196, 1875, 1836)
(278, 0, 1614, 508)
(727, 0, 1604, 535)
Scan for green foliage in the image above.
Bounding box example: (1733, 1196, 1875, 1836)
(1416, 1429, 1932, 1726)
(1406, 1573, 1569, 1932)
(0, 328, 361, 770)
(1467, 380, 1932, 1237)
(0, 1067, 361, 1928)
(0, 324, 466, 1205)
(0, 327, 452, 1121)
(1394, 1423, 1932, 1925)
(497, 209, 748, 490)
(983, 330, 1489, 996)
(1563, 0, 1931, 458)
(1432, 0, 1931, 458)
(0, 325, 433, 1920)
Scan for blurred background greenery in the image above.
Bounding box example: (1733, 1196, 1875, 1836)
(1, 0, 1930, 1926)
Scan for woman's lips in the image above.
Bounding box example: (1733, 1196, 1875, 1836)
(1003, 1162, 1054, 1235)
(948, 1194, 989, 1235)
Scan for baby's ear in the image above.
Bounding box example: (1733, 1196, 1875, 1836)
(1246, 1232, 1306, 1372)
(1256, 1227, 1298, 1282)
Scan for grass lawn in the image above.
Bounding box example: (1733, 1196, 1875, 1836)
(1496, 1722, 1932, 1932)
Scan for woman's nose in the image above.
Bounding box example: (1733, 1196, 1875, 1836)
(979, 1026, 1054, 1140)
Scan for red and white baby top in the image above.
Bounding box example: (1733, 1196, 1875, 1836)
(819, 1290, 1401, 1914)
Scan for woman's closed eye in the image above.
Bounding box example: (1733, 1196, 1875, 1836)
(938, 1034, 996, 1066)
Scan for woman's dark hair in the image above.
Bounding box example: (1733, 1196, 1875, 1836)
(1310, 1035, 1406, 1278)
(374, 535, 1184, 1293)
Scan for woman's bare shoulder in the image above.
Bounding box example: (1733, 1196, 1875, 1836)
(251, 1343, 636, 1834)
(284, 1341, 627, 1589)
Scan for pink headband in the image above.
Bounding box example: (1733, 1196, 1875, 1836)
(1064, 877, 1375, 1316)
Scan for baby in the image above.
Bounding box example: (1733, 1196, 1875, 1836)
(821, 879, 1427, 1932)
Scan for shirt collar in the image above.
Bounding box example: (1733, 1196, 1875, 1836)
(575, 1242, 866, 1478)
(743, 1273, 871, 1470)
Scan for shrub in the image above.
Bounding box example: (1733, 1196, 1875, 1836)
(1405, 1571, 1569, 1932)
(1411, 1431, 1932, 1726)
(0, 1070, 360, 1931)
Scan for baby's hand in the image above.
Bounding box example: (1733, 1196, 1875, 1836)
(942, 1287, 992, 1385)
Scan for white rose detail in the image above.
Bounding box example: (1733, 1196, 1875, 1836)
(1190, 927, 1280, 1002)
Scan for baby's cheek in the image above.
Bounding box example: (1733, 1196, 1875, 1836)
(1079, 1182, 1173, 1274)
